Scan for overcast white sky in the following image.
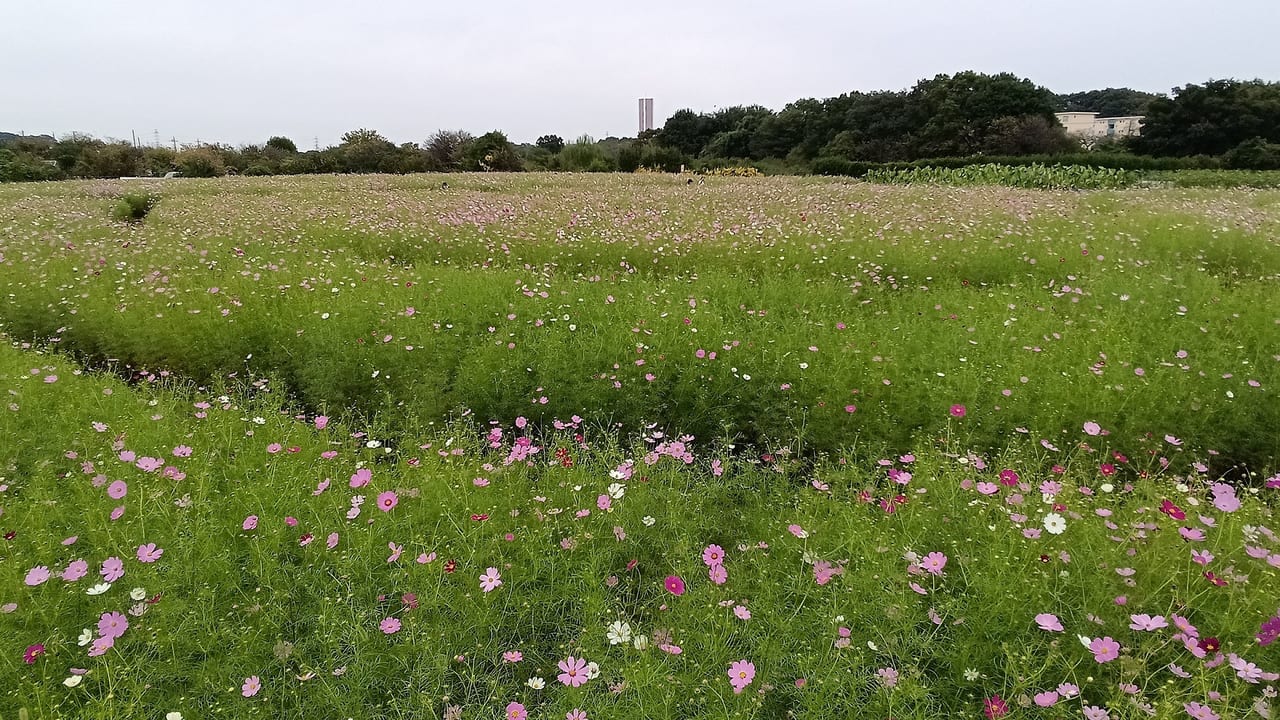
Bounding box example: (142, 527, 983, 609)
(2, 0, 1277, 147)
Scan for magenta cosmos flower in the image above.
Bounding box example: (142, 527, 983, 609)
(727, 659, 756, 694)
(377, 490, 398, 512)
(557, 655, 589, 687)
(23, 643, 45, 664)
(1089, 636, 1121, 663)
(983, 694, 1009, 719)
(664, 575, 685, 595)
(949, 404, 967, 418)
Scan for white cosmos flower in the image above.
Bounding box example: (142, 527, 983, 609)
(641, 516, 656, 527)
(1078, 634, 1092, 648)
(526, 676, 545, 690)
(86, 582, 111, 596)
(607, 483, 625, 499)
(1043, 513, 1067, 535)
(586, 661, 600, 680)
(77, 628, 93, 646)
(166, 713, 184, 720)
(63, 675, 83, 688)
(1100, 483, 1114, 493)
(130, 587, 147, 601)
(633, 635, 649, 650)
(607, 621, 632, 645)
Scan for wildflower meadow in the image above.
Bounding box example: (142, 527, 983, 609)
(0, 173, 1277, 719)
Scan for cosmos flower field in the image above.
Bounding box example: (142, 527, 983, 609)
(1, 173, 1278, 719)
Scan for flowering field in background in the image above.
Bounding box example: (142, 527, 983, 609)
(0, 174, 1277, 719)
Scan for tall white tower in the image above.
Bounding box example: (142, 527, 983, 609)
(638, 98, 654, 134)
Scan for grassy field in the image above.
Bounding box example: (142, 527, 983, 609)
(1, 174, 1278, 719)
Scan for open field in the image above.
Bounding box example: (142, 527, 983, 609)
(1, 174, 1278, 719)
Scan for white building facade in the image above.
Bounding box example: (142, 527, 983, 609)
(1055, 112, 1144, 139)
(638, 98, 654, 134)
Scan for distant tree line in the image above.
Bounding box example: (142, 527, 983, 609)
(4, 72, 1279, 182)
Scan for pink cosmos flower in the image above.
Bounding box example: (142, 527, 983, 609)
(23, 566, 50, 586)
(479, 567, 502, 592)
(61, 559, 89, 582)
(377, 491, 398, 512)
(664, 575, 685, 595)
(136, 457, 163, 472)
(558, 655, 589, 687)
(1033, 691, 1059, 707)
(566, 710, 587, 720)
(949, 404, 967, 418)
(88, 636, 114, 657)
(101, 556, 124, 582)
(172, 445, 192, 457)
(242, 675, 261, 697)
(702, 544, 725, 567)
(727, 659, 756, 694)
(110, 505, 126, 521)
(787, 524, 808, 539)
(107, 480, 128, 499)
(1191, 550, 1213, 565)
(734, 605, 751, 620)
(1129, 614, 1168, 632)
(1184, 702, 1220, 720)
(597, 494, 611, 511)
(1083, 705, 1110, 720)
(349, 468, 371, 488)
(243, 515, 259, 531)
(876, 667, 899, 688)
(136, 543, 164, 563)
(503, 650, 523, 663)
(709, 564, 727, 585)
(505, 702, 527, 720)
(921, 552, 947, 576)
(658, 643, 682, 655)
(1089, 636, 1121, 663)
(98, 611, 129, 639)
(379, 617, 401, 634)
(326, 533, 339, 549)
(1035, 613, 1063, 632)
(1083, 421, 1101, 436)
(315, 415, 329, 430)
(976, 481, 999, 495)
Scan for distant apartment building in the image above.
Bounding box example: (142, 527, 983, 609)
(638, 98, 654, 134)
(1055, 111, 1144, 139)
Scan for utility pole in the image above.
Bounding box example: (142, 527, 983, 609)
(171, 137, 178, 152)
(131, 130, 137, 147)
(153, 129, 160, 148)
(313, 136, 319, 151)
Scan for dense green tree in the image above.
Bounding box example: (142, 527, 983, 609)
(536, 135, 565, 154)
(1132, 80, 1280, 157)
(1058, 88, 1162, 117)
(463, 131, 522, 171)
(426, 130, 472, 171)
(176, 147, 225, 177)
(907, 71, 1059, 157)
(265, 136, 298, 153)
(982, 115, 1077, 155)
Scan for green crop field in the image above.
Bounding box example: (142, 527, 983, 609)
(1, 174, 1277, 720)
